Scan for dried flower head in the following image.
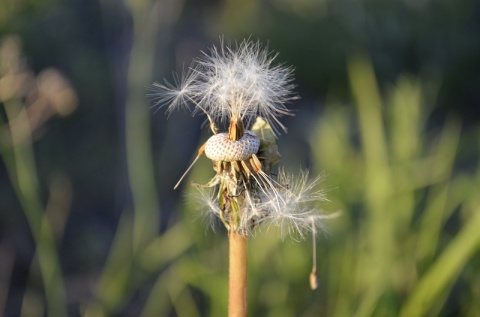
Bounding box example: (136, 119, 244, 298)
(152, 40, 338, 292)
(151, 40, 334, 242)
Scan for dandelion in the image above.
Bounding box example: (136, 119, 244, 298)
(151, 39, 336, 316)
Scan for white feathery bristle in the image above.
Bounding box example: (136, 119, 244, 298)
(149, 40, 297, 134)
(259, 169, 333, 240)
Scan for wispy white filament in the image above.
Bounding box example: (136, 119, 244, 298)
(150, 40, 297, 134)
(194, 169, 333, 239)
(259, 169, 331, 240)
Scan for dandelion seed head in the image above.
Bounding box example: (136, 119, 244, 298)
(153, 39, 336, 242)
(150, 40, 297, 134)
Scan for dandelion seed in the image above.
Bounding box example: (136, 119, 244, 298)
(191, 184, 225, 231)
(257, 169, 330, 240)
(149, 39, 297, 135)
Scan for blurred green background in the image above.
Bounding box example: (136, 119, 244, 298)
(1, 0, 480, 316)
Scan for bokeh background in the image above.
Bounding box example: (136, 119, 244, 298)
(1, 0, 480, 316)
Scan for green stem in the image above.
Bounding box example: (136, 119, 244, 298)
(1, 101, 67, 317)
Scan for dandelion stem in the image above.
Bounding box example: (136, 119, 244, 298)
(229, 231, 248, 317)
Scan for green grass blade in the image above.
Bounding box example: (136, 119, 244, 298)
(400, 205, 480, 317)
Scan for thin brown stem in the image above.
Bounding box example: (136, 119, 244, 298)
(229, 231, 248, 317)
(310, 217, 318, 290)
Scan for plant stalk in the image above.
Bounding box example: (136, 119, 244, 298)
(2, 100, 67, 317)
(228, 231, 248, 317)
